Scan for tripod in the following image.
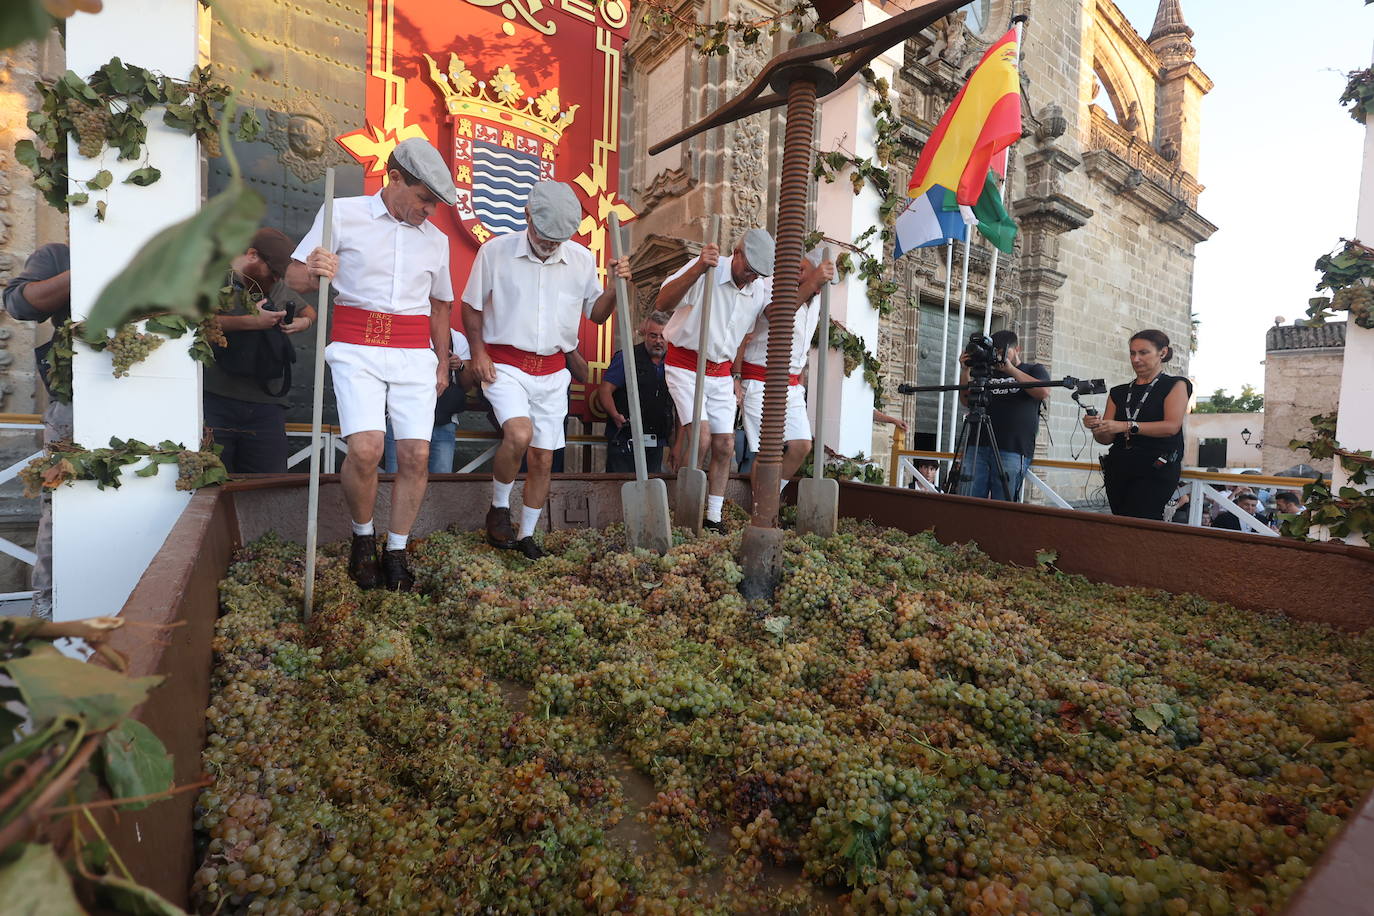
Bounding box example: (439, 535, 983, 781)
(944, 375, 1014, 498)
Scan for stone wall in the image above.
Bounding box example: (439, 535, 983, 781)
(1184, 412, 1263, 469)
(1263, 345, 1345, 476)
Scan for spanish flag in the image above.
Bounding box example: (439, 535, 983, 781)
(908, 28, 1023, 206)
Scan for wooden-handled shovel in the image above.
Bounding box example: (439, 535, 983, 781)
(675, 213, 721, 532)
(608, 214, 672, 554)
(797, 247, 838, 537)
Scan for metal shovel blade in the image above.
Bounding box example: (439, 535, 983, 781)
(623, 477, 673, 554)
(675, 466, 707, 532)
(796, 476, 838, 537)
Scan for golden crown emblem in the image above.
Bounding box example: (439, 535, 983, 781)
(423, 54, 579, 145)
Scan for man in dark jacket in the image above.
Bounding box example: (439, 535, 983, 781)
(597, 310, 674, 473)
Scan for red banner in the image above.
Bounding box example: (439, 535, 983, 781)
(338, 0, 634, 420)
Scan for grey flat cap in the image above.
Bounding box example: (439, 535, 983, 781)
(527, 181, 582, 242)
(392, 137, 457, 207)
(741, 228, 775, 277)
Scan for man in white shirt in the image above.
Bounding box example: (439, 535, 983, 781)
(462, 181, 630, 559)
(737, 250, 835, 495)
(656, 228, 774, 531)
(293, 137, 455, 591)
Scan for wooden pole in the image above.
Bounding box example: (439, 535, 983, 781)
(303, 168, 335, 620)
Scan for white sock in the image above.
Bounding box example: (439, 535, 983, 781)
(491, 479, 514, 509)
(519, 504, 542, 539)
(386, 531, 408, 551)
(351, 519, 374, 536)
(706, 495, 724, 522)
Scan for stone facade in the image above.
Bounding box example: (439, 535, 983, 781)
(1262, 322, 1346, 476)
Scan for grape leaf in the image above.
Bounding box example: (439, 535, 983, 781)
(66, 193, 89, 206)
(4, 651, 162, 731)
(0, 2, 56, 54)
(88, 170, 113, 190)
(101, 720, 173, 810)
(84, 179, 264, 339)
(92, 874, 187, 915)
(1133, 706, 1164, 734)
(13, 138, 39, 171)
(0, 843, 84, 916)
(123, 166, 162, 187)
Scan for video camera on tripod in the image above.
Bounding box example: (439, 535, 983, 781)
(896, 333, 1107, 497)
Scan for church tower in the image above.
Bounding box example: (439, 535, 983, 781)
(1149, 0, 1210, 178)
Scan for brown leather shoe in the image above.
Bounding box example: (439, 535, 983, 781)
(381, 549, 415, 592)
(485, 505, 517, 549)
(348, 534, 381, 589)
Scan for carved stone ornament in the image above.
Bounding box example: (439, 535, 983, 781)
(727, 40, 769, 240)
(266, 96, 351, 183)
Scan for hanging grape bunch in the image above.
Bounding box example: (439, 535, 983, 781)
(1332, 284, 1374, 329)
(65, 97, 112, 159)
(104, 323, 164, 377)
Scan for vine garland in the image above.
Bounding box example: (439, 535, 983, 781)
(636, 0, 833, 56)
(1340, 66, 1374, 124)
(48, 313, 224, 404)
(1280, 412, 1374, 544)
(14, 57, 261, 217)
(1305, 239, 1374, 329)
(20, 437, 228, 498)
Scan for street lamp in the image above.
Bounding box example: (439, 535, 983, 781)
(1240, 428, 1251, 445)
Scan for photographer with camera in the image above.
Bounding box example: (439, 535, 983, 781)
(957, 329, 1049, 500)
(1084, 329, 1192, 520)
(597, 311, 674, 473)
(205, 227, 316, 474)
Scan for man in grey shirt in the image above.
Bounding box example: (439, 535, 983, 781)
(3, 243, 72, 619)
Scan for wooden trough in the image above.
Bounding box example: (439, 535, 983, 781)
(100, 475, 1374, 912)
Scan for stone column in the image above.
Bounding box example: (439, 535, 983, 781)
(1331, 42, 1374, 547)
(811, 0, 899, 457)
(53, 2, 203, 619)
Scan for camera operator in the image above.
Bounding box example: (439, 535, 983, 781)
(958, 329, 1049, 500)
(1084, 329, 1192, 520)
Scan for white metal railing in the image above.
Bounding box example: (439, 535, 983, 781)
(892, 448, 1312, 536)
(0, 414, 49, 597)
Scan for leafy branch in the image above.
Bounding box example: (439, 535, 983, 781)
(1306, 239, 1374, 329)
(14, 58, 260, 218)
(1281, 411, 1374, 543)
(1340, 66, 1374, 124)
(636, 0, 833, 56)
(20, 437, 228, 497)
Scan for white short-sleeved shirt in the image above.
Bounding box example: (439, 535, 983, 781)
(292, 193, 452, 316)
(660, 259, 769, 363)
(741, 278, 821, 374)
(461, 231, 601, 356)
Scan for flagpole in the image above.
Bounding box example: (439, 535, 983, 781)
(981, 15, 1026, 339)
(949, 236, 972, 453)
(936, 240, 953, 452)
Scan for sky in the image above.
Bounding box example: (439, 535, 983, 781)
(1110, 0, 1371, 395)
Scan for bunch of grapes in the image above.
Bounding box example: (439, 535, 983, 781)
(199, 314, 227, 349)
(65, 97, 111, 159)
(1333, 284, 1374, 329)
(175, 449, 223, 490)
(104, 323, 163, 377)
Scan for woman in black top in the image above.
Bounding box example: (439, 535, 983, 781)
(1084, 329, 1193, 520)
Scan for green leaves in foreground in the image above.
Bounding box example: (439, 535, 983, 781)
(0, 844, 84, 916)
(83, 180, 264, 340)
(101, 720, 174, 810)
(4, 648, 162, 732)
(0, 2, 56, 54)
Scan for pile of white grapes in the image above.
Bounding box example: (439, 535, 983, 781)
(194, 514, 1374, 915)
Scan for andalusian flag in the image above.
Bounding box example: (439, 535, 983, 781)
(892, 185, 972, 258)
(908, 28, 1023, 206)
(971, 173, 1017, 254)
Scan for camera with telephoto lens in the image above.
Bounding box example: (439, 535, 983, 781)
(962, 333, 1005, 380)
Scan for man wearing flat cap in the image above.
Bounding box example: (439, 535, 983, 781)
(737, 248, 835, 497)
(205, 227, 316, 474)
(655, 228, 776, 531)
(462, 180, 631, 558)
(293, 136, 456, 591)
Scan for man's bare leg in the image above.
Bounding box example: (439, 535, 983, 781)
(704, 432, 734, 525)
(515, 445, 554, 558)
(341, 431, 384, 525)
(780, 438, 811, 482)
(486, 417, 532, 549)
(389, 438, 431, 537)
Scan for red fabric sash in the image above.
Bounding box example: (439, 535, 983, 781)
(486, 343, 567, 376)
(740, 362, 801, 386)
(665, 343, 732, 378)
(331, 306, 431, 348)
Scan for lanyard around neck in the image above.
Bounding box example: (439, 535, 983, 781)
(1124, 375, 1161, 424)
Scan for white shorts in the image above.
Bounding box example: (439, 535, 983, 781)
(665, 364, 736, 436)
(325, 342, 438, 441)
(483, 364, 571, 451)
(740, 378, 811, 453)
